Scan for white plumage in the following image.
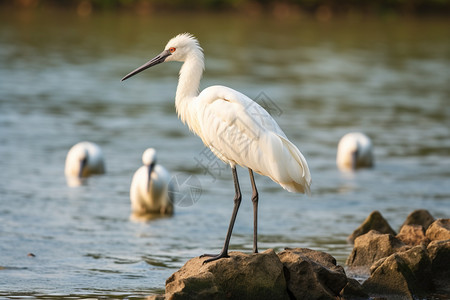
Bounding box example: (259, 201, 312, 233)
(122, 33, 311, 262)
(130, 148, 174, 216)
(194, 85, 311, 193)
(337, 132, 374, 170)
(65, 141, 105, 186)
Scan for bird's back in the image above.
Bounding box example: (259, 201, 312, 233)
(193, 85, 311, 194)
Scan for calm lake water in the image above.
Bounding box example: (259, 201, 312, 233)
(1, 8, 449, 299)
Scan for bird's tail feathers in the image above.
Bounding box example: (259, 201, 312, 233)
(278, 135, 312, 195)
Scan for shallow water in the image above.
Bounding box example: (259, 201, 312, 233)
(0, 9, 449, 299)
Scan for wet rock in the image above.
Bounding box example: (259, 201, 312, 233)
(362, 245, 433, 299)
(346, 230, 407, 269)
(278, 248, 347, 300)
(340, 277, 368, 299)
(164, 249, 289, 300)
(427, 239, 450, 295)
(426, 219, 450, 241)
(396, 224, 429, 246)
(399, 209, 435, 231)
(348, 211, 396, 244)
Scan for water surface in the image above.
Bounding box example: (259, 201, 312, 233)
(1, 9, 449, 299)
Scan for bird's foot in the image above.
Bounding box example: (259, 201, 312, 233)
(200, 252, 229, 264)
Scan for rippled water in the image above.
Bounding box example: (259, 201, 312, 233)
(1, 9, 449, 299)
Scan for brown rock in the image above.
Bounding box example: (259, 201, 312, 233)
(397, 245, 433, 290)
(396, 224, 430, 246)
(426, 219, 450, 241)
(427, 239, 450, 295)
(278, 248, 347, 300)
(427, 239, 450, 273)
(348, 211, 396, 244)
(399, 209, 435, 231)
(362, 245, 433, 299)
(164, 249, 289, 300)
(346, 230, 407, 270)
(340, 277, 368, 299)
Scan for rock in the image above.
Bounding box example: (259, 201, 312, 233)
(340, 277, 368, 299)
(164, 249, 289, 300)
(278, 248, 347, 299)
(161, 248, 350, 300)
(348, 211, 397, 244)
(278, 248, 347, 300)
(399, 209, 435, 231)
(427, 239, 450, 295)
(427, 239, 450, 274)
(362, 245, 433, 299)
(396, 245, 433, 290)
(396, 224, 429, 246)
(346, 230, 407, 270)
(426, 219, 450, 241)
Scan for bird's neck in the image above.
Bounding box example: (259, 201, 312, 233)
(175, 53, 204, 125)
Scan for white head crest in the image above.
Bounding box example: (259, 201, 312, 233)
(164, 33, 203, 63)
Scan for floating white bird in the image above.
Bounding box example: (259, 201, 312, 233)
(65, 141, 105, 186)
(337, 132, 374, 170)
(130, 148, 174, 217)
(122, 33, 311, 263)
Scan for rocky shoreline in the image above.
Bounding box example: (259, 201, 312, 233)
(149, 209, 449, 300)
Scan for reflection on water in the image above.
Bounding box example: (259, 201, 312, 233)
(66, 175, 87, 187)
(0, 8, 449, 299)
(130, 212, 174, 223)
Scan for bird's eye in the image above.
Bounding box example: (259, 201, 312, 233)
(169, 47, 176, 53)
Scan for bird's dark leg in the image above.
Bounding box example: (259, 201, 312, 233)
(248, 168, 259, 253)
(201, 166, 241, 263)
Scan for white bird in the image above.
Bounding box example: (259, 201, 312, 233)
(122, 33, 311, 263)
(130, 148, 174, 217)
(337, 132, 374, 171)
(64, 141, 105, 186)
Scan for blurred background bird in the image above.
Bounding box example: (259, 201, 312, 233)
(130, 148, 174, 219)
(65, 141, 105, 186)
(337, 132, 374, 171)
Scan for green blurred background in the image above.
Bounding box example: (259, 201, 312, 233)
(3, 0, 450, 17)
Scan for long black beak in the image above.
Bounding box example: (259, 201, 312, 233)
(147, 162, 155, 192)
(122, 50, 171, 81)
(78, 157, 87, 178)
(351, 150, 358, 170)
